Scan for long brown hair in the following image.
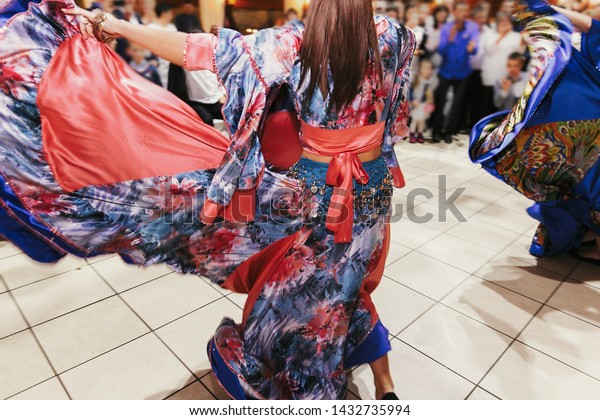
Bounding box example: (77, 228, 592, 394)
(299, 0, 383, 112)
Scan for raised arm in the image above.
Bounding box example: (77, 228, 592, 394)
(551, 7, 593, 33)
(526, 0, 592, 33)
(62, 6, 209, 69)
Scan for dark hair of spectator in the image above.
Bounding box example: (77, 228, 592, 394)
(432, 5, 450, 29)
(472, 5, 486, 16)
(495, 11, 512, 24)
(155, 3, 171, 18)
(385, 6, 400, 14)
(508, 52, 525, 63)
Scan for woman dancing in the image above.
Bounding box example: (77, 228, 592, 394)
(0, 0, 415, 399)
(469, 0, 600, 265)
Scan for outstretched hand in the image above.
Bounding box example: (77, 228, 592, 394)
(62, 6, 118, 40)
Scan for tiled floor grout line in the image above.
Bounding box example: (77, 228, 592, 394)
(464, 385, 502, 401)
(2, 278, 73, 400)
(88, 264, 226, 333)
(469, 273, 570, 393)
(385, 220, 524, 339)
(513, 338, 600, 383)
(89, 262, 244, 401)
(393, 337, 479, 390)
(88, 264, 226, 396)
(225, 295, 244, 311)
(1, 142, 597, 400)
(1, 263, 89, 293)
(162, 379, 217, 400)
(385, 229, 574, 401)
(1, 294, 121, 341)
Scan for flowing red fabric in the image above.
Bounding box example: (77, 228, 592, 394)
(222, 229, 309, 327)
(38, 35, 230, 193)
(301, 122, 386, 244)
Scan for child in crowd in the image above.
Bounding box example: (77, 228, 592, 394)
(410, 60, 438, 143)
(128, 43, 162, 87)
(494, 52, 527, 111)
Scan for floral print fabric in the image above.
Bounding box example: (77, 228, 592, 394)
(0, 0, 414, 399)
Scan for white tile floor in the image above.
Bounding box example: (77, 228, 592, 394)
(0, 137, 598, 400)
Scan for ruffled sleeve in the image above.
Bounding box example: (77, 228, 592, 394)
(183, 33, 218, 71)
(382, 24, 416, 189)
(181, 25, 302, 224)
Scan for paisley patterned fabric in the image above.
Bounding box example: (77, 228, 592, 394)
(0, 0, 415, 399)
(469, 5, 600, 257)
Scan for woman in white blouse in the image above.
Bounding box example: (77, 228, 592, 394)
(147, 4, 177, 87)
(479, 12, 525, 116)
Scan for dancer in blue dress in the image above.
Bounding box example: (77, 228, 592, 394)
(470, 0, 600, 265)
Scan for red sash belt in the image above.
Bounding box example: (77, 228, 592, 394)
(301, 122, 386, 244)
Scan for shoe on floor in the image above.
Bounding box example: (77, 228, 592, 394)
(444, 134, 453, 144)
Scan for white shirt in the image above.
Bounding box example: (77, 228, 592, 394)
(470, 25, 493, 71)
(480, 31, 525, 86)
(185, 71, 225, 104)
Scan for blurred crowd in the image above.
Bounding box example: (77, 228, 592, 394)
(91, 0, 225, 128)
(89, 0, 597, 141)
(380, 0, 599, 144)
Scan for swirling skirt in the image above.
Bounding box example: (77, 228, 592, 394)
(0, 0, 394, 399)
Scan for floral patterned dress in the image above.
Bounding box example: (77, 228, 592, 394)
(0, 0, 415, 399)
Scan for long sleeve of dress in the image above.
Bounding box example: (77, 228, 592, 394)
(181, 27, 301, 223)
(382, 25, 416, 188)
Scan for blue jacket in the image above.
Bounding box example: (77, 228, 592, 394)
(438, 21, 480, 80)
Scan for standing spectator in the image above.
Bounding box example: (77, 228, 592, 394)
(285, 8, 299, 22)
(500, 0, 517, 15)
(139, 0, 155, 25)
(386, 6, 404, 25)
(174, 0, 203, 33)
(112, 0, 143, 62)
(494, 53, 527, 111)
(425, 5, 450, 69)
(147, 3, 177, 88)
(499, 0, 522, 30)
(405, 6, 427, 82)
(112, 0, 143, 24)
(443, 0, 456, 20)
(417, 3, 432, 27)
(185, 71, 226, 127)
(432, 2, 479, 144)
(128, 43, 162, 87)
(410, 60, 438, 143)
(465, 5, 492, 128)
(480, 13, 525, 116)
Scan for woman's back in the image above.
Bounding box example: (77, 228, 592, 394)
(287, 16, 410, 130)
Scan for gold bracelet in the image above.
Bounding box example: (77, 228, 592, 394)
(93, 12, 115, 44)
